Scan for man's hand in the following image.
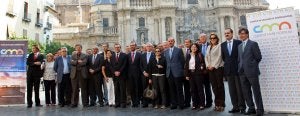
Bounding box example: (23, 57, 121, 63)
(114, 71, 120, 77)
(143, 72, 149, 77)
(186, 77, 190, 80)
(34, 62, 41, 65)
(89, 69, 95, 74)
(78, 60, 83, 63)
(157, 65, 163, 68)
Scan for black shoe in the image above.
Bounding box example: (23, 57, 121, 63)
(132, 104, 138, 108)
(184, 104, 191, 108)
(142, 104, 148, 108)
(170, 106, 177, 110)
(121, 104, 126, 108)
(179, 106, 185, 110)
(60, 104, 65, 107)
(71, 105, 78, 108)
(205, 104, 212, 108)
(89, 104, 95, 107)
(27, 105, 32, 108)
(115, 104, 120, 108)
(240, 109, 246, 114)
(36, 104, 43, 107)
(244, 110, 256, 115)
(229, 109, 240, 113)
(99, 104, 104, 107)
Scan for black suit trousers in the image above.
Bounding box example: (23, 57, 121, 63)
(27, 77, 41, 105)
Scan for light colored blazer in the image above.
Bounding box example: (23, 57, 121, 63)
(70, 52, 87, 79)
(205, 43, 224, 69)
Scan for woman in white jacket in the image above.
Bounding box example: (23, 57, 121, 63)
(205, 33, 225, 112)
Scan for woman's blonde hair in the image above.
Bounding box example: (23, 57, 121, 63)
(46, 53, 54, 62)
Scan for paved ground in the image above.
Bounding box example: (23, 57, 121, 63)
(0, 82, 294, 116)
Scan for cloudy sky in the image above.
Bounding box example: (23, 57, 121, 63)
(266, 0, 300, 10)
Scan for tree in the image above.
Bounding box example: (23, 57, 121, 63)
(45, 41, 74, 55)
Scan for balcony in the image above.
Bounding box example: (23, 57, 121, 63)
(22, 13, 31, 22)
(44, 22, 52, 30)
(6, 9, 16, 17)
(35, 19, 43, 27)
(89, 26, 118, 36)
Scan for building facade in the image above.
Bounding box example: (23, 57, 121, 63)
(53, 0, 269, 49)
(0, 0, 58, 44)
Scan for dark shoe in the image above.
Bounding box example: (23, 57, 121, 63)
(36, 104, 43, 107)
(184, 104, 191, 108)
(99, 104, 104, 107)
(142, 104, 148, 108)
(229, 109, 240, 113)
(121, 104, 126, 108)
(27, 105, 32, 108)
(60, 104, 65, 107)
(179, 106, 185, 110)
(83, 104, 89, 107)
(199, 106, 205, 110)
(114, 104, 120, 108)
(170, 106, 177, 110)
(132, 105, 138, 108)
(240, 109, 246, 114)
(71, 105, 78, 108)
(192, 106, 197, 110)
(205, 104, 212, 108)
(244, 110, 256, 115)
(89, 104, 95, 107)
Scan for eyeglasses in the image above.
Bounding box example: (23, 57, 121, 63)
(210, 38, 217, 40)
(155, 51, 160, 52)
(61, 51, 67, 52)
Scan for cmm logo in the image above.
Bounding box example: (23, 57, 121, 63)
(0, 49, 24, 55)
(253, 21, 292, 33)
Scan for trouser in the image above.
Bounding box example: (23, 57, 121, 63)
(183, 78, 191, 106)
(189, 72, 205, 107)
(129, 74, 142, 106)
(208, 68, 225, 107)
(44, 80, 56, 104)
(239, 73, 264, 113)
(203, 73, 213, 106)
(113, 76, 126, 106)
(89, 74, 104, 105)
(58, 74, 72, 105)
(106, 78, 115, 105)
(168, 73, 184, 107)
(152, 75, 166, 106)
(141, 76, 150, 106)
(71, 71, 89, 106)
(27, 77, 41, 106)
(227, 75, 246, 110)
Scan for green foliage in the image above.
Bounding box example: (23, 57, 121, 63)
(45, 42, 75, 55)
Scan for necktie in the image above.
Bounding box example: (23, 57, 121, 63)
(131, 52, 134, 63)
(186, 48, 190, 58)
(228, 41, 232, 56)
(116, 53, 119, 62)
(169, 48, 173, 58)
(34, 53, 37, 60)
(202, 44, 206, 56)
(242, 42, 246, 52)
(147, 53, 150, 64)
(92, 55, 96, 64)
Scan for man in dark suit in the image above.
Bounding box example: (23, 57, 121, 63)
(238, 28, 264, 116)
(182, 39, 192, 108)
(87, 47, 104, 107)
(70, 44, 88, 108)
(198, 34, 213, 108)
(100, 43, 111, 105)
(26, 45, 44, 108)
(221, 28, 245, 114)
(111, 43, 127, 108)
(164, 37, 185, 110)
(127, 41, 142, 107)
(140, 43, 155, 108)
(54, 47, 72, 107)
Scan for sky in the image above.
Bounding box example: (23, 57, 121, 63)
(266, 0, 300, 10)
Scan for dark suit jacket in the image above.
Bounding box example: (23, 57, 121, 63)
(238, 39, 262, 77)
(221, 39, 242, 76)
(184, 53, 206, 77)
(127, 51, 142, 77)
(198, 42, 209, 56)
(27, 53, 44, 78)
(164, 47, 185, 78)
(70, 52, 88, 79)
(149, 56, 166, 76)
(111, 52, 127, 77)
(87, 54, 104, 78)
(54, 56, 71, 83)
(140, 52, 155, 76)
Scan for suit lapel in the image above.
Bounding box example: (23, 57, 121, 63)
(243, 40, 250, 56)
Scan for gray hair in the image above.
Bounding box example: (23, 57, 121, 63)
(199, 33, 207, 38)
(61, 47, 68, 51)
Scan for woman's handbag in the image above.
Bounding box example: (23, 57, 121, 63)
(143, 84, 157, 100)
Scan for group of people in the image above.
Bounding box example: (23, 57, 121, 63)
(26, 28, 264, 116)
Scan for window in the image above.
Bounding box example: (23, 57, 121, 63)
(23, 29, 27, 38)
(139, 17, 145, 27)
(240, 15, 247, 27)
(103, 18, 109, 27)
(36, 9, 40, 23)
(24, 2, 28, 18)
(188, 0, 198, 4)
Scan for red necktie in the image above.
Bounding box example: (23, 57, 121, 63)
(131, 52, 134, 63)
(116, 53, 119, 62)
(34, 53, 37, 60)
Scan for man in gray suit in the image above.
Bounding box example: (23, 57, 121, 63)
(70, 44, 88, 108)
(238, 28, 264, 116)
(54, 47, 72, 107)
(164, 37, 185, 110)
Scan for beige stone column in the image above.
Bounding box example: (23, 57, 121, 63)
(161, 17, 166, 41)
(171, 16, 176, 40)
(220, 16, 225, 42)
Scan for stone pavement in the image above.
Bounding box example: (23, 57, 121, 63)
(0, 82, 290, 116)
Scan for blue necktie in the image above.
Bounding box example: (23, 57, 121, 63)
(147, 53, 150, 64)
(202, 44, 206, 56)
(228, 41, 232, 56)
(169, 48, 173, 58)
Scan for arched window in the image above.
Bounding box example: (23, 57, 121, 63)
(240, 15, 247, 27)
(139, 17, 145, 27)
